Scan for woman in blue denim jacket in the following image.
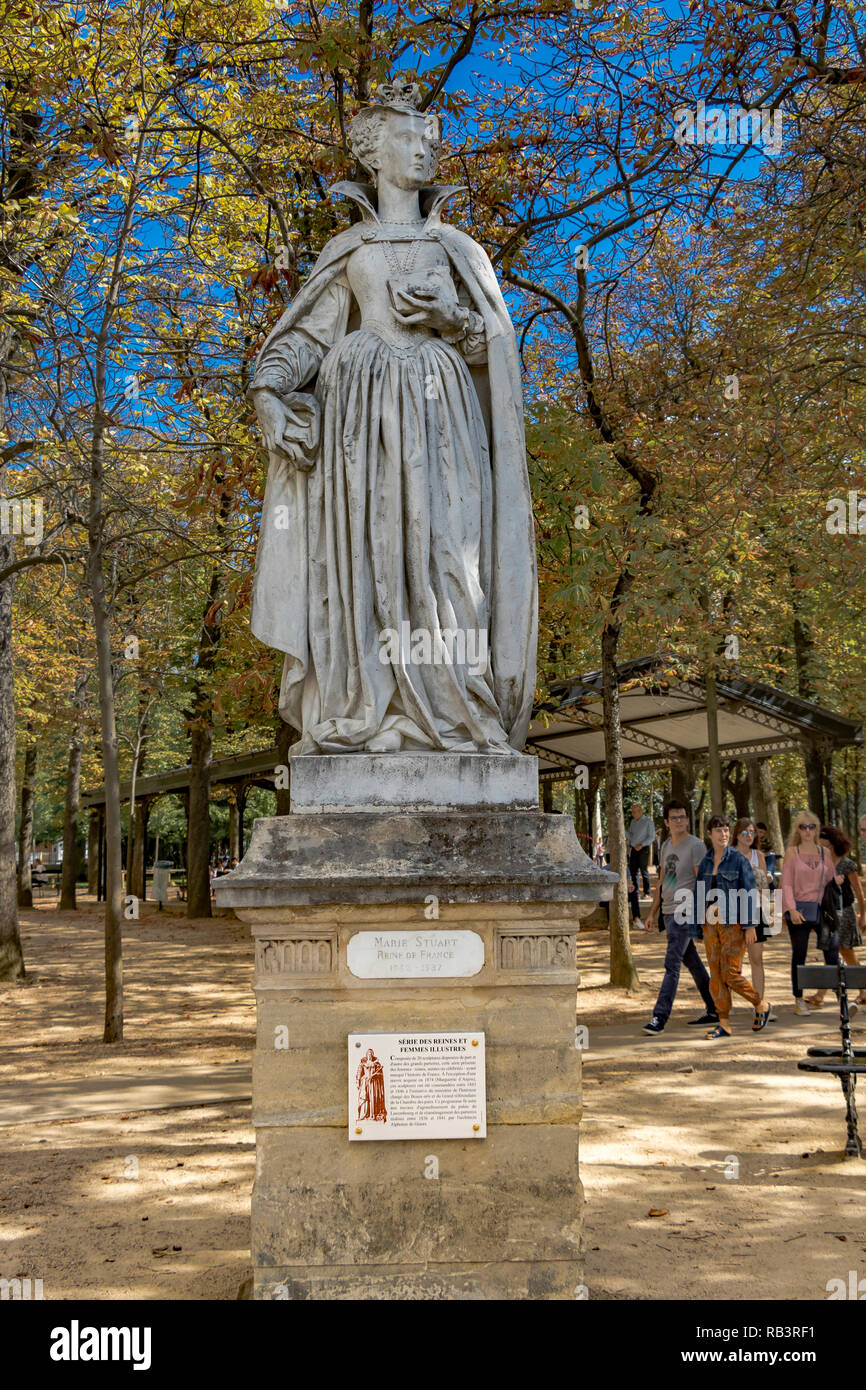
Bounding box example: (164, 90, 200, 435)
(693, 817, 770, 1038)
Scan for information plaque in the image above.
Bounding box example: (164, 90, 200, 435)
(348, 1031, 486, 1141)
(346, 929, 484, 979)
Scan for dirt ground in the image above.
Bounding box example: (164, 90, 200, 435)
(0, 901, 255, 1301)
(1, 892, 864, 1301)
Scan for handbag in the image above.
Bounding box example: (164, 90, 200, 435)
(795, 899, 821, 924)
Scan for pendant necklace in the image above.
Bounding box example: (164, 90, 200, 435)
(380, 234, 423, 276)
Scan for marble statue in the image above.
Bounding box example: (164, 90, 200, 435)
(249, 80, 537, 757)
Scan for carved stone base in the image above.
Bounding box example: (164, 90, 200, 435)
(289, 751, 540, 813)
(216, 810, 615, 1301)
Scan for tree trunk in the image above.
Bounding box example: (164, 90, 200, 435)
(803, 740, 826, 822)
(541, 781, 553, 813)
(0, 547, 24, 979)
(758, 759, 784, 856)
(671, 760, 693, 806)
(86, 163, 141, 1039)
(17, 732, 36, 908)
(591, 775, 603, 848)
(59, 671, 87, 910)
(601, 616, 639, 989)
(236, 785, 248, 858)
(59, 728, 83, 910)
(748, 760, 763, 823)
(778, 795, 792, 843)
(704, 668, 724, 816)
(89, 545, 124, 1041)
(132, 799, 150, 900)
(186, 484, 232, 917)
(87, 811, 99, 895)
(229, 792, 240, 860)
(187, 722, 213, 917)
(825, 754, 841, 826)
(724, 759, 750, 819)
(275, 717, 295, 816)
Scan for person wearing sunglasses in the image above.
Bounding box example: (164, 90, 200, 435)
(802, 825, 866, 1014)
(780, 811, 838, 1015)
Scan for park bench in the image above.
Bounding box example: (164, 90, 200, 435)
(797, 963, 866, 1159)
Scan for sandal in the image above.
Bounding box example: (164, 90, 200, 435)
(705, 1024, 732, 1039)
(805, 994, 825, 1008)
(752, 1004, 771, 1032)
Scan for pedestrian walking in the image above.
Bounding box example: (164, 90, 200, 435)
(755, 821, 777, 886)
(627, 803, 654, 896)
(641, 801, 717, 1035)
(731, 817, 777, 1028)
(803, 825, 866, 1012)
(780, 810, 838, 1015)
(697, 816, 769, 1039)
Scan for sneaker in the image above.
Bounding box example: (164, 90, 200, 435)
(634, 918, 645, 931)
(642, 1017, 665, 1034)
(794, 999, 812, 1016)
(687, 1012, 720, 1026)
(848, 1002, 860, 1019)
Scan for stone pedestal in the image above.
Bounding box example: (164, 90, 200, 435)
(216, 755, 615, 1300)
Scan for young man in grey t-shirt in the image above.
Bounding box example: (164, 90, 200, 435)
(641, 801, 717, 1034)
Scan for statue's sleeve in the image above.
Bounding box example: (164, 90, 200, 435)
(252, 275, 351, 397)
(449, 278, 487, 365)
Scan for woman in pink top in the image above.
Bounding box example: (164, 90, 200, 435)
(781, 810, 838, 1015)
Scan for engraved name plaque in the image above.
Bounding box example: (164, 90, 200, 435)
(349, 1031, 486, 1141)
(346, 929, 484, 979)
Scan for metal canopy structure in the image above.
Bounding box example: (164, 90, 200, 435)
(525, 652, 863, 784)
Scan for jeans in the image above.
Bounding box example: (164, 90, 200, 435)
(787, 919, 840, 997)
(629, 845, 651, 895)
(653, 913, 716, 1022)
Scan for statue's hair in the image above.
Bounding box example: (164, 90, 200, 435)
(348, 104, 441, 180)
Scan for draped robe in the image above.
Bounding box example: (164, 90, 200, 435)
(250, 182, 537, 755)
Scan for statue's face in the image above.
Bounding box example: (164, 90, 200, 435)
(374, 112, 437, 189)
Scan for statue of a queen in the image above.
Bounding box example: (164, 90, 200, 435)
(249, 81, 537, 758)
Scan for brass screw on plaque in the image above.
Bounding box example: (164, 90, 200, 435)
(355, 1127, 362, 1134)
(472, 1039, 479, 1046)
(473, 1124, 480, 1132)
(355, 1042, 361, 1048)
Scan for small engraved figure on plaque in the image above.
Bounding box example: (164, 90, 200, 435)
(356, 1048, 388, 1123)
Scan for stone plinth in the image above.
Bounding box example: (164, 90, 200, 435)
(217, 799, 616, 1301)
(289, 751, 539, 813)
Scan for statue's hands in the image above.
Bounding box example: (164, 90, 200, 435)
(393, 285, 469, 337)
(254, 389, 319, 471)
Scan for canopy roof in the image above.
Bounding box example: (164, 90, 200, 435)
(526, 652, 863, 783)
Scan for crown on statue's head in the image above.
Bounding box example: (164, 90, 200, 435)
(373, 79, 423, 114)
